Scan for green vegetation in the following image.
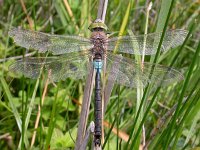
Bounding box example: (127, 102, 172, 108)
(0, 0, 199, 149)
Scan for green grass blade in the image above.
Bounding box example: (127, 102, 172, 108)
(44, 84, 60, 150)
(18, 78, 40, 149)
(0, 77, 29, 147)
(0, 77, 21, 129)
(130, 88, 161, 147)
(102, 115, 117, 149)
(54, 0, 68, 27)
(155, 0, 173, 32)
(171, 87, 200, 150)
(113, 0, 134, 53)
(163, 40, 200, 149)
(125, 86, 149, 148)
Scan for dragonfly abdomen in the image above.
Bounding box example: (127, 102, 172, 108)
(94, 65, 102, 146)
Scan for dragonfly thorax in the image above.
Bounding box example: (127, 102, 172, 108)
(90, 30, 107, 56)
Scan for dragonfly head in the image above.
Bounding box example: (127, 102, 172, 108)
(88, 19, 108, 31)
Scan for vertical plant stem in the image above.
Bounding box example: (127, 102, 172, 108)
(75, 66, 95, 150)
(97, 0, 108, 22)
(116, 86, 120, 150)
(30, 74, 50, 147)
(134, 2, 152, 149)
(142, 2, 152, 63)
(21, 76, 25, 150)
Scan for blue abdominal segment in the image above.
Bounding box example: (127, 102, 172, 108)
(93, 60, 103, 72)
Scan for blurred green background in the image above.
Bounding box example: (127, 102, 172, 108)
(0, 0, 199, 150)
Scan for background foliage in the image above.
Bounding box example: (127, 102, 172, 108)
(0, 0, 199, 149)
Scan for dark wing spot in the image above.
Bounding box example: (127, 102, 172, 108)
(69, 63, 78, 72)
(47, 61, 62, 73)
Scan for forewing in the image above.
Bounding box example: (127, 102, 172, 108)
(9, 27, 92, 55)
(9, 53, 90, 81)
(106, 53, 183, 88)
(107, 29, 188, 55)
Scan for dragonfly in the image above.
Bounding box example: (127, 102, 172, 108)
(8, 20, 188, 146)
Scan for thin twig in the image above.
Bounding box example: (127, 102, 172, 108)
(0, 52, 36, 63)
(103, 120, 129, 142)
(142, 125, 146, 148)
(63, 0, 74, 19)
(30, 70, 50, 147)
(19, 0, 34, 29)
(142, 2, 152, 64)
(63, 0, 79, 30)
(23, 6, 42, 24)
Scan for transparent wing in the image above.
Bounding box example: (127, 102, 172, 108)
(9, 53, 90, 81)
(107, 29, 188, 55)
(9, 27, 93, 55)
(106, 52, 183, 88)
